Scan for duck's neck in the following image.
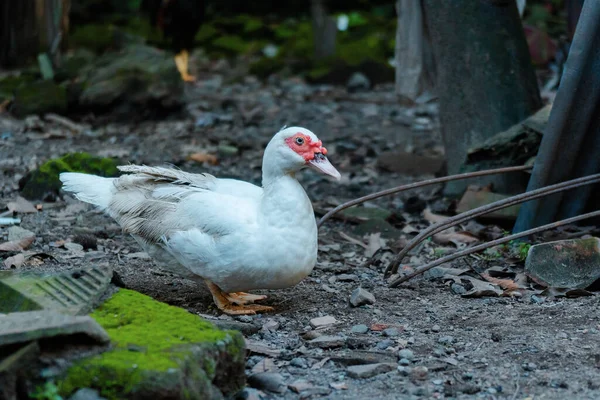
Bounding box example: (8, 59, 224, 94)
(260, 172, 315, 230)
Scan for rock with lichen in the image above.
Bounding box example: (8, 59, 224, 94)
(57, 289, 245, 400)
(19, 153, 119, 200)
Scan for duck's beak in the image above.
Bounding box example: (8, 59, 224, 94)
(308, 153, 341, 180)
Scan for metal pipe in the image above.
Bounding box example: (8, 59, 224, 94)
(385, 173, 600, 276)
(317, 165, 532, 228)
(389, 209, 600, 287)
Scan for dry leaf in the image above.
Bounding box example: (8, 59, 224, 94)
(7, 197, 38, 214)
(3, 253, 24, 268)
(450, 276, 503, 297)
(188, 152, 218, 165)
(338, 231, 368, 249)
(433, 231, 479, 247)
(0, 236, 35, 251)
(311, 357, 331, 370)
(480, 273, 522, 293)
(423, 208, 450, 224)
(365, 233, 386, 258)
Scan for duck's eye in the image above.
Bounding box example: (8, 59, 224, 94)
(295, 137, 305, 145)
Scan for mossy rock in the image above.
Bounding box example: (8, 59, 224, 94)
(57, 289, 245, 400)
(11, 80, 68, 118)
(79, 44, 182, 114)
(69, 24, 119, 54)
(19, 153, 119, 200)
(55, 49, 96, 81)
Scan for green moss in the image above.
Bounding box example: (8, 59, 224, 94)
(12, 80, 67, 118)
(58, 289, 239, 399)
(20, 152, 119, 200)
(69, 24, 117, 54)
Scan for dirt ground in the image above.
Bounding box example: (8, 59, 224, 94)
(1, 76, 599, 400)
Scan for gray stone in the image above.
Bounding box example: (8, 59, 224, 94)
(399, 358, 411, 366)
(349, 288, 376, 307)
(411, 366, 429, 381)
(347, 72, 371, 93)
(247, 372, 287, 394)
(383, 328, 400, 337)
(309, 315, 337, 328)
(398, 349, 415, 361)
(290, 357, 308, 369)
(308, 335, 346, 349)
(68, 388, 107, 400)
(431, 324, 441, 333)
(7, 226, 35, 242)
(337, 274, 359, 282)
(438, 336, 454, 345)
(525, 238, 600, 289)
(347, 363, 395, 379)
(350, 324, 369, 334)
(376, 339, 395, 350)
(0, 311, 109, 347)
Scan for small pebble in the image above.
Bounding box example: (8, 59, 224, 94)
(399, 358, 411, 366)
(397, 366, 411, 376)
(383, 328, 400, 337)
(309, 315, 337, 328)
(522, 362, 537, 372)
(290, 357, 308, 369)
(350, 324, 369, 334)
(438, 336, 454, 345)
(411, 366, 429, 381)
(432, 379, 443, 385)
(376, 339, 394, 350)
(349, 287, 376, 307)
(431, 324, 441, 333)
(398, 349, 414, 360)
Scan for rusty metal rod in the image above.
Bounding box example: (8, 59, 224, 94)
(317, 165, 532, 229)
(389, 209, 600, 288)
(385, 173, 600, 277)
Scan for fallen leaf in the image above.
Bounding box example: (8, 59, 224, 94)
(338, 231, 368, 249)
(0, 236, 35, 251)
(365, 233, 386, 258)
(480, 273, 522, 293)
(369, 323, 389, 331)
(188, 152, 218, 165)
(433, 231, 479, 247)
(423, 208, 450, 224)
(7, 197, 37, 214)
(3, 253, 24, 268)
(447, 276, 503, 297)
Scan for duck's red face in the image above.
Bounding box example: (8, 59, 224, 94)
(285, 132, 340, 180)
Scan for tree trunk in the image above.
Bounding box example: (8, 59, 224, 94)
(0, 0, 40, 68)
(423, 0, 542, 195)
(311, 0, 337, 59)
(394, 0, 436, 102)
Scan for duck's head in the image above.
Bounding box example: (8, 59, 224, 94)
(263, 127, 341, 181)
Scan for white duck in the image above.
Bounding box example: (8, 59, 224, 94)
(60, 127, 340, 315)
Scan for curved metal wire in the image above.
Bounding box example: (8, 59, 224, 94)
(385, 173, 600, 277)
(317, 165, 532, 228)
(389, 209, 600, 287)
